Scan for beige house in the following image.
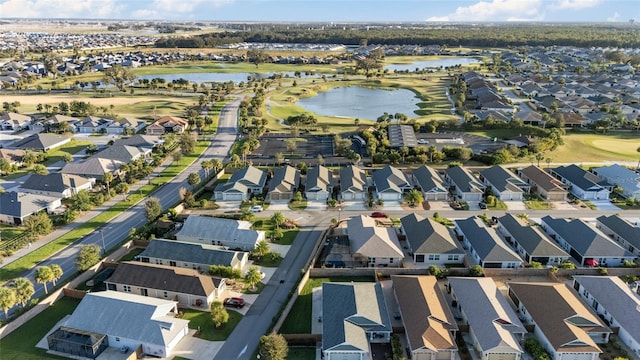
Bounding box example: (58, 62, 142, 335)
(518, 165, 568, 201)
(347, 215, 404, 267)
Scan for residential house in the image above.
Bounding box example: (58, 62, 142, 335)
(146, 116, 188, 135)
(573, 276, 640, 357)
(106, 117, 146, 134)
(19, 173, 94, 198)
(46, 291, 189, 359)
(137, 239, 248, 272)
(518, 165, 568, 201)
(447, 277, 525, 360)
(61, 157, 124, 179)
(540, 216, 635, 266)
(400, 213, 465, 265)
(550, 165, 611, 200)
(305, 165, 333, 201)
(0, 191, 61, 225)
(105, 262, 225, 308)
(454, 217, 522, 268)
(479, 166, 529, 201)
(412, 165, 448, 201)
(214, 166, 267, 201)
(339, 165, 368, 201)
(267, 165, 300, 201)
(347, 215, 404, 267)
(443, 166, 484, 202)
(322, 282, 392, 360)
(0, 148, 25, 166)
(0, 112, 31, 130)
(176, 216, 265, 251)
(497, 214, 570, 266)
(372, 165, 412, 201)
(392, 275, 458, 360)
(9, 133, 71, 151)
(76, 116, 113, 133)
(592, 164, 640, 200)
(95, 144, 151, 164)
(508, 282, 611, 360)
(388, 124, 418, 148)
(113, 134, 163, 150)
(595, 215, 640, 257)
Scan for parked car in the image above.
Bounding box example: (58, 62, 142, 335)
(223, 297, 245, 308)
(249, 205, 263, 212)
(479, 202, 487, 209)
(370, 212, 388, 218)
(417, 139, 428, 144)
(585, 259, 599, 267)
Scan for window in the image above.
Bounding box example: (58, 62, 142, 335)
(155, 259, 162, 265)
(115, 337, 120, 342)
(448, 255, 459, 261)
(369, 258, 375, 263)
(389, 258, 394, 263)
(415, 254, 425, 263)
(169, 261, 176, 267)
(123, 285, 131, 292)
(428, 255, 440, 261)
(163, 291, 168, 298)
(141, 288, 148, 296)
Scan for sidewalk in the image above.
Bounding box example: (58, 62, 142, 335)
(0, 156, 173, 269)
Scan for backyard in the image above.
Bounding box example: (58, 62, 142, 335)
(180, 307, 242, 341)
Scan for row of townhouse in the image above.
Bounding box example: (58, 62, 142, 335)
(1, 112, 147, 134)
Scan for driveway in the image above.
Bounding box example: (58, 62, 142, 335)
(169, 331, 224, 360)
(267, 200, 290, 211)
(505, 201, 526, 211)
(342, 201, 366, 211)
(306, 200, 327, 211)
(591, 200, 620, 211)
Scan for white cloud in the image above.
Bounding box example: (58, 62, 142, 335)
(132, 0, 234, 19)
(426, 0, 543, 22)
(549, 0, 601, 10)
(0, 0, 123, 18)
(607, 11, 620, 22)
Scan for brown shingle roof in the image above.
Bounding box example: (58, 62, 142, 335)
(519, 165, 567, 193)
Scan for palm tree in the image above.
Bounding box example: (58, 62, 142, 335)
(270, 212, 286, 229)
(35, 266, 54, 294)
(211, 159, 222, 174)
(535, 152, 545, 167)
(405, 189, 424, 207)
(253, 240, 270, 257)
(13, 277, 35, 307)
(201, 160, 213, 178)
(103, 172, 113, 194)
(0, 287, 16, 318)
(244, 267, 263, 291)
(49, 264, 63, 286)
(545, 157, 553, 169)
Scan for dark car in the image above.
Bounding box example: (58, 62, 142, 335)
(370, 212, 388, 218)
(479, 202, 487, 209)
(223, 297, 245, 308)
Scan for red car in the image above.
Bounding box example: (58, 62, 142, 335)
(223, 297, 245, 308)
(584, 259, 599, 267)
(370, 212, 388, 218)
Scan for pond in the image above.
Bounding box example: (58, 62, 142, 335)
(296, 86, 420, 120)
(137, 71, 322, 84)
(385, 57, 480, 72)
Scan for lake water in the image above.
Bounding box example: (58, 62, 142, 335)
(296, 86, 420, 120)
(385, 57, 480, 72)
(137, 71, 321, 84)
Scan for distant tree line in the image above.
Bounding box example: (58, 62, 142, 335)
(155, 24, 640, 48)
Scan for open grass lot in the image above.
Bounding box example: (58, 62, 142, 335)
(252, 218, 300, 245)
(0, 224, 26, 241)
(181, 307, 242, 341)
(548, 132, 640, 163)
(287, 347, 316, 360)
(131, 60, 343, 76)
(280, 276, 374, 334)
(0, 296, 81, 360)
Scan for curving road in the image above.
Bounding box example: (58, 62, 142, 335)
(4, 96, 242, 314)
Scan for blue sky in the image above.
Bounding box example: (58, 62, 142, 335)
(1, 0, 639, 22)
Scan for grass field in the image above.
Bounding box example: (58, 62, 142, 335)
(0, 296, 81, 359)
(131, 61, 343, 76)
(181, 307, 242, 341)
(549, 132, 640, 163)
(287, 347, 316, 360)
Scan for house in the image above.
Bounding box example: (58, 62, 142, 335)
(479, 165, 529, 201)
(322, 282, 392, 360)
(136, 238, 248, 272)
(388, 124, 418, 148)
(106, 117, 146, 134)
(0, 112, 31, 130)
(339, 165, 368, 201)
(392, 275, 458, 360)
(19, 173, 94, 198)
(95, 144, 151, 164)
(46, 291, 189, 359)
(105, 262, 225, 308)
(540, 216, 635, 267)
(573, 276, 640, 357)
(214, 166, 267, 201)
(176, 216, 265, 251)
(347, 215, 404, 267)
(372, 165, 412, 201)
(592, 164, 640, 200)
(508, 282, 611, 360)
(447, 277, 525, 360)
(400, 213, 465, 265)
(412, 165, 448, 201)
(0, 191, 61, 225)
(454, 217, 522, 268)
(595, 215, 640, 257)
(112, 134, 163, 150)
(61, 157, 124, 179)
(550, 165, 611, 200)
(518, 165, 568, 201)
(9, 133, 71, 151)
(0, 148, 25, 166)
(443, 166, 484, 202)
(304, 165, 333, 201)
(146, 116, 188, 135)
(497, 214, 570, 266)
(268, 165, 300, 201)
(76, 116, 113, 133)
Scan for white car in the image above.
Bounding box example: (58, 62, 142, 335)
(417, 139, 428, 144)
(249, 205, 263, 212)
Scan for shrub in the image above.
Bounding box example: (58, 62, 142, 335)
(468, 265, 484, 277)
(622, 260, 637, 268)
(429, 265, 447, 279)
(524, 338, 551, 360)
(530, 261, 543, 269)
(598, 267, 608, 275)
(391, 334, 406, 360)
(559, 260, 575, 269)
(209, 265, 242, 279)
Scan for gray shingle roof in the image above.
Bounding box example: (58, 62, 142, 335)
(373, 165, 411, 194)
(61, 157, 124, 178)
(339, 165, 367, 194)
(551, 165, 609, 192)
(400, 213, 464, 255)
(113, 134, 162, 148)
(592, 164, 640, 198)
(138, 239, 247, 268)
(322, 282, 391, 351)
(10, 133, 70, 150)
(455, 217, 521, 264)
(95, 145, 148, 163)
(445, 166, 483, 193)
(498, 214, 569, 258)
(347, 215, 403, 258)
(177, 216, 262, 249)
(412, 165, 447, 194)
(20, 173, 92, 193)
(268, 165, 300, 194)
(480, 165, 527, 193)
(0, 191, 59, 218)
(305, 165, 332, 192)
(388, 124, 418, 148)
(596, 215, 640, 250)
(228, 165, 267, 189)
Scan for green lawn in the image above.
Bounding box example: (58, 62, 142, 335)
(0, 225, 26, 242)
(548, 132, 640, 163)
(288, 200, 307, 211)
(287, 347, 316, 360)
(119, 247, 145, 262)
(278, 229, 299, 246)
(487, 200, 508, 210)
(0, 296, 81, 360)
(0, 139, 91, 180)
(181, 307, 242, 341)
(524, 201, 553, 210)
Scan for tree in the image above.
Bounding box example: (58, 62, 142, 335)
(405, 189, 424, 207)
(13, 277, 35, 307)
(286, 138, 297, 154)
(144, 197, 162, 221)
(23, 211, 53, 240)
(49, 264, 63, 286)
(244, 266, 263, 290)
(69, 190, 93, 211)
(316, 154, 324, 165)
(103, 64, 135, 91)
(76, 244, 101, 271)
(210, 301, 229, 328)
(247, 49, 269, 68)
(102, 172, 113, 194)
(179, 133, 196, 155)
(253, 240, 270, 257)
(188, 172, 201, 186)
(62, 153, 73, 163)
(468, 265, 484, 277)
(545, 157, 553, 169)
(274, 152, 284, 165)
(201, 160, 213, 178)
(0, 286, 16, 318)
(31, 164, 48, 175)
(535, 152, 545, 167)
(210, 158, 223, 174)
(259, 333, 289, 360)
(270, 212, 286, 229)
(35, 266, 54, 294)
(294, 191, 303, 202)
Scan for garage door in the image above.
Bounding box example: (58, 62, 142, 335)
(559, 352, 593, 360)
(436, 350, 452, 360)
(343, 193, 354, 201)
(224, 193, 244, 201)
(327, 352, 362, 360)
(379, 192, 399, 201)
(487, 352, 517, 360)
